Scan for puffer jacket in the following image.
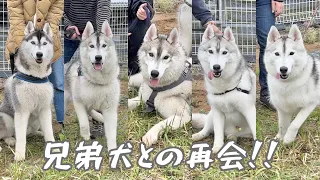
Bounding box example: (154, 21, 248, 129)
(5, 0, 63, 63)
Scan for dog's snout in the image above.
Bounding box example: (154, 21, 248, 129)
(213, 64, 221, 71)
(280, 66, 288, 74)
(95, 55, 102, 61)
(151, 70, 159, 78)
(36, 52, 43, 58)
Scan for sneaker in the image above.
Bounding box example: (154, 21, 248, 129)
(260, 95, 276, 111)
(90, 119, 104, 138)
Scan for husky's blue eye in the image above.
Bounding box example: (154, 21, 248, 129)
(90, 45, 94, 48)
(275, 52, 280, 56)
(102, 44, 107, 48)
(31, 41, 35, 45)
(289, 52, 295, 55)
(163, 55, 169, 60)
(222, 51, 228, 55)
(149, 53, 154, 57)
(43, 42, 47, 45)
(208, 49, 213, 54)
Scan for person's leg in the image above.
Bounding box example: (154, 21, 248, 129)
(256, 1, 275, 108)
(48, 57, 64, 124)
(64, 39, 81, 64)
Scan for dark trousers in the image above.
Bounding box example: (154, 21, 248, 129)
(256, 1, 275, 97)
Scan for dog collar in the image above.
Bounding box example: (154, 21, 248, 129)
(213, 74, 250, 95)
(14, 72, 49, 84)
(145, 61, 192, 113)
(214, 87, 249, 95)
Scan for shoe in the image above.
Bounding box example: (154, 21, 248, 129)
(260, 95, 276, 111)
(90, 119, 104, 138)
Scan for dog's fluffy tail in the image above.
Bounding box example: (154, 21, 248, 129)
(178, 2, 192, 56)
(192, 113, 207, 129)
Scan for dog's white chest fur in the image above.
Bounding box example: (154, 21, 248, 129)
(73, 77, 120, 111)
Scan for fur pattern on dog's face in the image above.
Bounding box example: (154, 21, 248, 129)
(17, 21, 54, 76)
(80, 21, 116, 72)
(138, 24, 187, 87)
(265, 25, 308, 81)
(198, 26, 243, 80)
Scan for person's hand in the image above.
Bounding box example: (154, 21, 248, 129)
(66, 26, 80, 39)
(272, 0, 284, 17)
(206, 21, 222, 34)
(128, 33, 132, 36)
(137, 3, 148, 20)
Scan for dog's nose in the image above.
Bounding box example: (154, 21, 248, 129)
(213, 64, 221, 71)
(280, 66, 288, 74)
(36, 52, 43, 58)
(95, 55, 102, 62)
(151, 70, 159, 78)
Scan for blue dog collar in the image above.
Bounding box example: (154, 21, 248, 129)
(14, 72, 49, 84)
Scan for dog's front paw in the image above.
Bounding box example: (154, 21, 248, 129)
(14, 153, 25, 161)
(275, 132, 284, 141)
(283, 133, 296, 144)
(142, 132, 158, 147)
(4, 137, 16, 146)
(192, 132, 205, 141)
(212, 145, 223, 154)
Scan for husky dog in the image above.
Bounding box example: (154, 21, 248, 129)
(64, 21, 120, 151)
(192, 26, 256, 153)
(128, 23, 192, 146)
(265, 25, 320, 144)
(0, 22, 55, 160)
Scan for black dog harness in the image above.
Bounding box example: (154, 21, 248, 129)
(144, 61, 192, 112)
(14, 72, 49, 84)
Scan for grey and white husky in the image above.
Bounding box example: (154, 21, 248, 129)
(128, 23, 192, 146)
(0, 21, 55, 160)
(64, 21, 120, 151)
(192, 26, 256, 153)
(265, 25, 320, 144)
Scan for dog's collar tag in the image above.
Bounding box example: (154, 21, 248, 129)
(14, 72, 49, 84)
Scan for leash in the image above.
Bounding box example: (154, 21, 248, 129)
(144, 61, 192, 113)
(184, 0, 192, 7)
(14, 72, 49, 84)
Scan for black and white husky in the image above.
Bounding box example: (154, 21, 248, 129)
(64, 21, 120, 151)
(0, 22, 55, 161)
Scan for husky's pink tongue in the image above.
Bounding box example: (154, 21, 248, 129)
(276, 73, 280, 79)
(93, 63, 103, 71)
(150, 79, 160, 86)
(208, 71, 214, 80)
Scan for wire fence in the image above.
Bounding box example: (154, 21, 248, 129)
(0, 0, 128, 77)
(192, 0, 320, 64)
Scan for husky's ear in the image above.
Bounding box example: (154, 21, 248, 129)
(101, 20, 113, 38)
(144, 24, 158, 42)
(267, 26, 281, 43)
(167, 28, 179, 45)
(82, 21, 95, 40)
(43, 23, 53, 38)
(288, 24, 302, 41)
(24, 21, 35, 36)
(202, 25, 214, 43)
(223, 27, 235, 42)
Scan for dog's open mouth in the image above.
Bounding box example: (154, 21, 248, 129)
(208, 70, 222, 80)
(36, 58, 43, 64)
(280, 74, 289, 79)
(149, 78, 160, 86)
(92, 63, 103, 71)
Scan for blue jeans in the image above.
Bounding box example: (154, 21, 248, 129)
(64, 38, 81, 64)
(256, 1, 275, 97)
(48, 56, 64, 123)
